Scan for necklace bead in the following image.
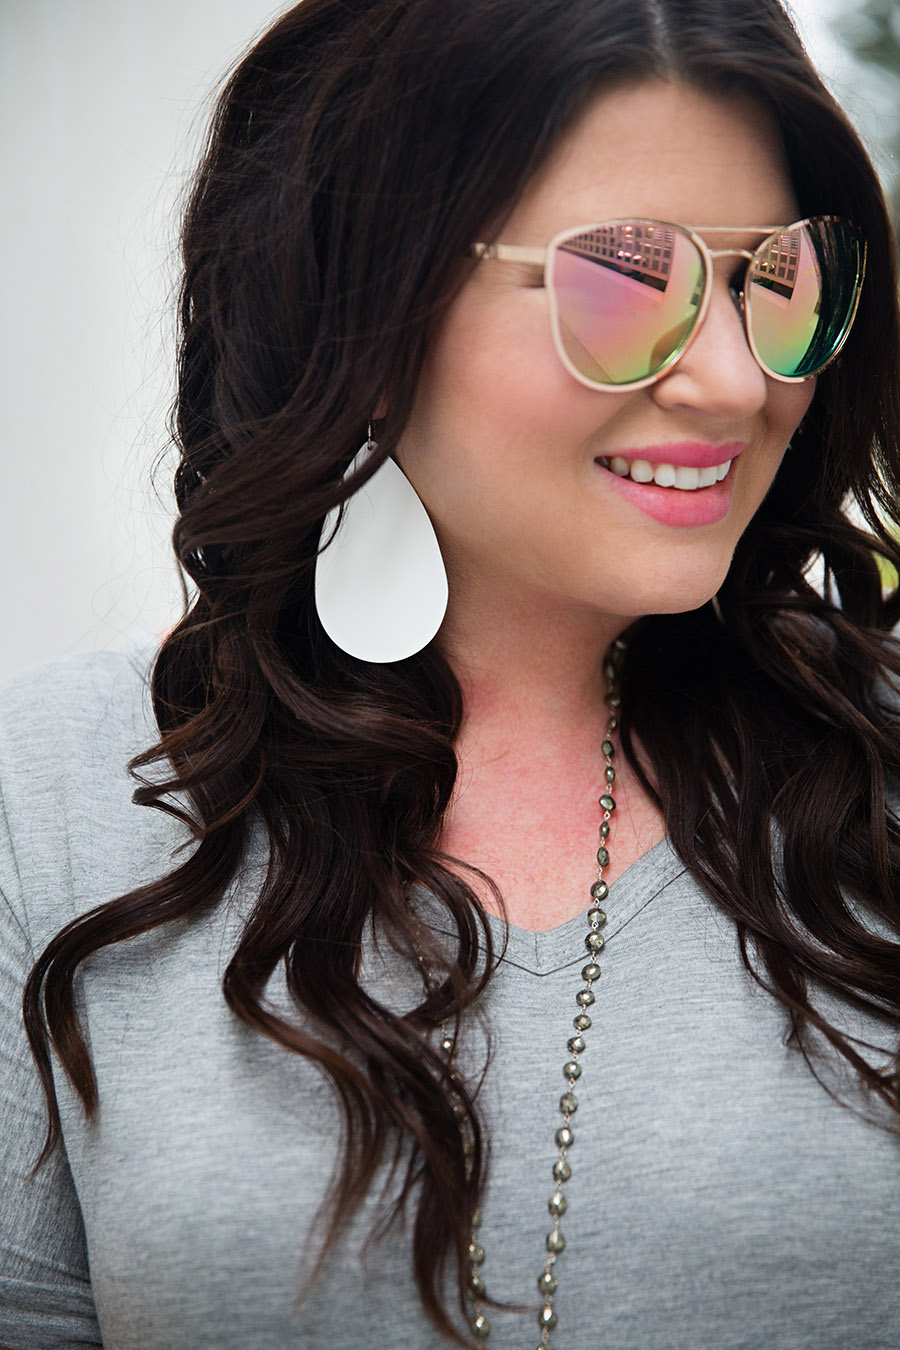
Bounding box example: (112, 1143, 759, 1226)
(413, 647, 623, 1348)
(548, 1191, 567, 1217)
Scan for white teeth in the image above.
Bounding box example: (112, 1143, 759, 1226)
(629, 459, 654, 484)
(674, 466, 701, 490)
(601, 457, 733, 489)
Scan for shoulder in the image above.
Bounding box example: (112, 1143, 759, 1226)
(0, 642, 157, 816)
(1, 638, 155, 742)
(0, 643, 183, 952)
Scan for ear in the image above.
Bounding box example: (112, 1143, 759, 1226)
(372, 395, 390, 420)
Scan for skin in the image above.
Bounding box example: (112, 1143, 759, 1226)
(395, 80, 817, 930)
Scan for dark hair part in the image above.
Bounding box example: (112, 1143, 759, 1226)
(23, 0, 900, 1342)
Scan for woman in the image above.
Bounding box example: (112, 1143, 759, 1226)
(1, 0, 899, 1346)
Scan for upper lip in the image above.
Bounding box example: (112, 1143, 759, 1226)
(598, 441, 747, 469)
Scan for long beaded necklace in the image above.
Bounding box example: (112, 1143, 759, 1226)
(413, 638, 625, 1349)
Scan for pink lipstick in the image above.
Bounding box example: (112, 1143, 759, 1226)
(594, 441, 746, 527)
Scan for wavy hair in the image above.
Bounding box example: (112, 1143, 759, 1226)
(22, 0, 900, 1342)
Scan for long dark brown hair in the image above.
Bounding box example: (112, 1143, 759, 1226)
(22, 0, 900, 1342)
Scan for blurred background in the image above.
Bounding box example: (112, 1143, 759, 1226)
(1, 0, 898, 679)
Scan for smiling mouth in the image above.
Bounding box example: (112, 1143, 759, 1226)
(596, 455, 733, 490)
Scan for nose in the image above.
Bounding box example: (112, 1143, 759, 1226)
(649, 279, 769, 419)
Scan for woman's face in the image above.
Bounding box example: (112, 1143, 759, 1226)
(396, 80, 815, 631)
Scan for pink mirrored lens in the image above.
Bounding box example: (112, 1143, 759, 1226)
(549, 222, 704, 385)
(747, 218, 864, 378)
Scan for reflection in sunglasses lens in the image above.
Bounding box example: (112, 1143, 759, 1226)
(747, 219, 863, 378)
(552, 223, 704, 385)
(550, 217, 862, 388)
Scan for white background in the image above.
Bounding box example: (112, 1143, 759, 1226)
(0, 0, 894, 678)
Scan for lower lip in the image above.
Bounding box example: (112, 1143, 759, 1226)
(594, 461, 734, 526)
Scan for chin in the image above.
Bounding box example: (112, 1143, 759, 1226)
(619, 559, 733, 619)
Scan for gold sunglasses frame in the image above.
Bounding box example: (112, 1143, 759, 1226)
(473, 216, 866, 392)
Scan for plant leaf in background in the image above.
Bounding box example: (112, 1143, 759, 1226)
(831, 0, 900, 589)
(833, 0, 900, 222)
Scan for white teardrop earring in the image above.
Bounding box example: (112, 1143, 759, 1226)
(314, 430, 449, 662)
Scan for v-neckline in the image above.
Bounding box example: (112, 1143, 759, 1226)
(416, 836, 687, 977)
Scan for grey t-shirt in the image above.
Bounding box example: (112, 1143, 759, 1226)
(0, 647, 898, 1349)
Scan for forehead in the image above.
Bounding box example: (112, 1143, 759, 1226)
(505, 79, 798, 241)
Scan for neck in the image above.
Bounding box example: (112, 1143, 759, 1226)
(434, 590, 663, 928)
(438, 587, 632, 742)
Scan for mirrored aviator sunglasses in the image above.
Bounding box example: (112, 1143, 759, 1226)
(474, 216, 866, 391)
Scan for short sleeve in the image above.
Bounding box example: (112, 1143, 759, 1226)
(0, 791, 103, 1347)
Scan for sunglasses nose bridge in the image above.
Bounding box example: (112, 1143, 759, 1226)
(696, 245, 757, 365)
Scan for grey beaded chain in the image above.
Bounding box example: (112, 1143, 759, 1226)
(414, 638, 624, 1349)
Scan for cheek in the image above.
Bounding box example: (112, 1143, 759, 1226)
(420, 294, 630, 480)
(429, 294, 561, 432)
(771, 376, 816, 440)
(400, 302, 544, 499)
(739, 379, 816, 511)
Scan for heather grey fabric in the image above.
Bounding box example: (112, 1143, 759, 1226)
(1, 648, 898, 1349)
